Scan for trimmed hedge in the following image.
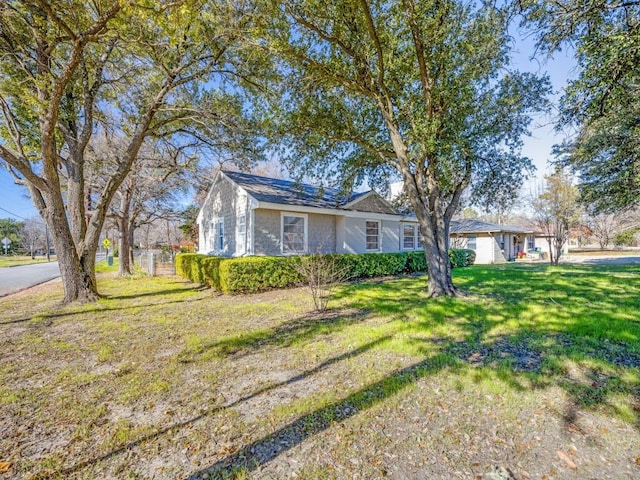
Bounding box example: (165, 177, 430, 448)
(176, 248, 472, 294)
(449, 248, 476, 268)
(406, 250, 428, 273)
(336, 252, 408, 280)
(219, 256, 304, 294)
(175, 254, 223, 289)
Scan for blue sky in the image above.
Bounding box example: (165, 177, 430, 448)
(0, 172, 38, 221)
(0, 24, 577, 222)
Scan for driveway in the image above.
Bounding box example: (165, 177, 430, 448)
(562, 254, 640, 265)
(0, 261, 61, 297)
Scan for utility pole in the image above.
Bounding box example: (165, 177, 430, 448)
(45, 224, 51, 262)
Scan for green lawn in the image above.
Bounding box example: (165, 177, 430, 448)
(1, 264, 638, 479)
(0, 255, 56, 267)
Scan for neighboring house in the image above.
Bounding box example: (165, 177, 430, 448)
(449, 219, 535, 263)
(531, 233, 570, 257)
(196, 171, 535, 263)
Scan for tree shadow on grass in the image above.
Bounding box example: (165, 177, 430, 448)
(0, 295, 209, 326)
(185, 266, 638, 477)
(177, 307, 373, 362)
(184, 265, 638, 471)
(31, 264, 640, 478)
(47, 336, 391, 479)
(188, 328, 640, 480)
(186, 351, 460, 480)
(106, 283, 209, 300)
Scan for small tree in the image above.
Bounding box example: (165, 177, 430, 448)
(0, 218, 23, 255)
(588, 212, 621, 250)
(22, 217, 47, 258)
(295, 254, 348, 312)
(532, 169, 580, 265)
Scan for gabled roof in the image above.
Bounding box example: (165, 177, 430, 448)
(450, 219, 533, 234)
(223, 170, 373, 210)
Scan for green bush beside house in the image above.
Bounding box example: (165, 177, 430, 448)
(176, 249, 475, 294)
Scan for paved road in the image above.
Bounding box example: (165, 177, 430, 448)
(0, 261, 61, 297)
(563, 255, 640, 265)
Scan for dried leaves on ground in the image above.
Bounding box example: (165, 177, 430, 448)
(1, 264, 639, 479)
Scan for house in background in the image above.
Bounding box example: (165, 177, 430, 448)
(449, 219, 535, 263)
(196, 171, 542, 263)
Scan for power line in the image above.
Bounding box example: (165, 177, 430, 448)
(0, 206, 43, 223)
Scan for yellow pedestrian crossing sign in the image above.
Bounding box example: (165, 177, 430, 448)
(103, 238, 111, 249)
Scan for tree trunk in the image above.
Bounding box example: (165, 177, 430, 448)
(421, 216, 457, 297)
(129, 223, 136, 268)
(45, 203, 99, 303)
(553, 239, 563, 266)
(118, 217, 132, 276)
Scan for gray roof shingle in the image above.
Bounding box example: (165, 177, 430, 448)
(223, 171, 370, 209)
(450, 218, 533, 234)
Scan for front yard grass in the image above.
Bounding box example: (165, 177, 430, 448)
(0, 255, 56, 267)
(1, 263, 639, 479)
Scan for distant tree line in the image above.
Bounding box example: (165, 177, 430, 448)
(0, 218, 49, 256)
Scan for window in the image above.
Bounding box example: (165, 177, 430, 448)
(417, 225, 422, 248)
(366, 221, 380, 251)
(217, 219, 224, 252)
(282, 214, 306, 253)
(467, 235, 477, 251)
(498, 233, 505, 250)
(527, 235, 534, 250)
(403, 224, 415, 249)
(238, 215, 246, 252)
(209, 222, 216, 252)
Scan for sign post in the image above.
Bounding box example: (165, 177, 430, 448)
(1, 237, 11, 255)
(103, 238, 112, 266)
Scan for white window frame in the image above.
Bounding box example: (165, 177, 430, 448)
(366, 220, 381, 251)
(402, 223, 415, 250)
(217, 219, 225, 253)
(281, 212, 308, 254)
(467, 235, 477, 251)
(527, 235, 535, 251)
(416, 224, 423, 248)
(208, 221, 216, 252)
(237, 214, 246, 254)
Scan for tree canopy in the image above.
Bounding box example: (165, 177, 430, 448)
(0, 0, 260, 302)
(258, 0, 550, 296)
(522, 1, 640, 213)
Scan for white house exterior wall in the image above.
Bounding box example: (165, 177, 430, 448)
(253, 209, 281, 256)
(534, 236, 569, 255)
(493, 236, 507, 263)
(339, 217, 405, 254)
(198, 174, 249, 255)
(382, 221, 401, 252)
(474, 235, 497, 264)
(308, 214, 336, 253)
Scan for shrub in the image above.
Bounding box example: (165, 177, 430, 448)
(176, 249, 474, 295)
(175, 253, 205, 284)
(448, 248, 475, 268)
(406, 250, 427, 273)
(219, 256, 304, 294)
(337, 252, 408, 279)
(200, 256, 224, 290)
(295, 254, 349, 311)
(613, 229, 637, 247)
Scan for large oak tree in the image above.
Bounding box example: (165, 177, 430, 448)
(260, 0, 549, 296)
(521, 1, 640, 213)
(0, 0, 255, 302)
